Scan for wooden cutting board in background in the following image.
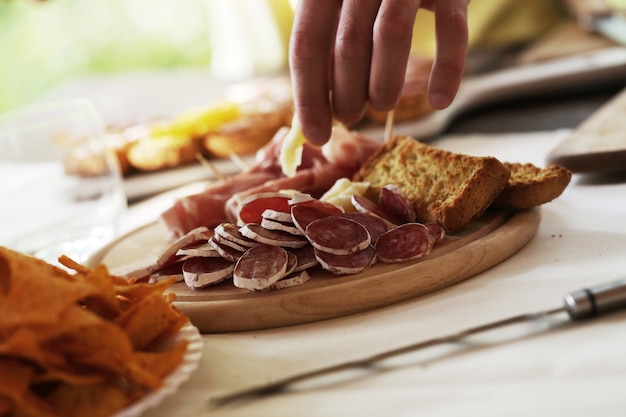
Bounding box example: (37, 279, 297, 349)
(547, 87, 626, 172)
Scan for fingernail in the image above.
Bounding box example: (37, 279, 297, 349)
(429, 92, 450, 109)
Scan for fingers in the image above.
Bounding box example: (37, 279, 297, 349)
(289, 0, 341, 145)
(428, 0, 469, 109)
(331, 0, 381, 126)
(368, 0, 421, 112)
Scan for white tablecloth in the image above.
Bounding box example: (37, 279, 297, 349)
(115, 129, 626, 417)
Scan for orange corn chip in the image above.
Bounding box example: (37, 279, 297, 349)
(0, 246, 191, 417)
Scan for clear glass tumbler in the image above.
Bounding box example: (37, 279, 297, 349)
(0, 99, 127, 264)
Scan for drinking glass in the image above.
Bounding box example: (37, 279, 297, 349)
(0, 99, 127, 264)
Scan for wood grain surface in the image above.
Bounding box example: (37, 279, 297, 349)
(90, 208, 541, 333)
(548, 86, 626, 172)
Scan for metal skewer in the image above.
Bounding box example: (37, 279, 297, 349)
(208, 278, 626, 408)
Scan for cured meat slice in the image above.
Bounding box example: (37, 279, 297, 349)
(305, 217, 371, 255)
(351, 194, 399, 228)
(240, 223, 309, 248)
(176, 241, 221, 257)
(214, 223, 258, 248)
(424, 222, 446, 245)
(209, 237, 245, 262)
(233, 244, 289, 290)
(269, 269, 311, 290)
(314, 245, 377, 275)
(182, 257, 234, 289)
(261, 217, 302, 236)
(338, 212, 389, 243)
(156, 226, 213, 266)
(289, 245, 318, 272)
(291, 201, 343, 235)
(378, 184, 417, 223)
(237, 192, 292, 225)
(149, 259, 188, 283)
(262, 208, 293, 223)
(375, 223, 431, 263)
(285, 251, 298, 276)
(213, 232, 251, 252)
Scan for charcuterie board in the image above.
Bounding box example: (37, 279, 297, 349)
(88, 207, 540, 333)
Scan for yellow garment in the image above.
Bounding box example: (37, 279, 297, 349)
(211, 0, 570, 78)
(411, 0, 569, 56)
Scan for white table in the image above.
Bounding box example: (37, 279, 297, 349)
(113, 129, 626, 417)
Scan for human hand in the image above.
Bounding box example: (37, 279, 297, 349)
(289, 0, 469, 146)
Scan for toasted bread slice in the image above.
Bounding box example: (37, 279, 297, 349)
(491, 162, 571, 209)
(353, 136, 510, 233)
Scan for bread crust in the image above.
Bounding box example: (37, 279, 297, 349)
(353, 136, 511, 233)
(491, 162, 572, 209)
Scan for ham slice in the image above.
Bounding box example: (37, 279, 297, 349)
(159, 127, 382, 239)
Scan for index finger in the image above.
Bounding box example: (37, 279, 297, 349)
(289, 0, 341, 145)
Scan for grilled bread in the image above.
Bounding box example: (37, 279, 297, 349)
(353, 136, 511, 233)
(491, 162, 571, 209)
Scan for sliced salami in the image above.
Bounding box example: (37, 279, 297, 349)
(176, 241, 221, 257)
(261, 217, 302, 236)
(237, 192, 292, 225)
(149, 259, 188, 283)
(291, 202, 343, 235)
(233, 244, 289, 290)
(156, 226, 213, 266)
(424, 222, 446, 245)
(214, 222, 258, 248)
(209, 236, 245, 262)
(213, 232, 251, 252)
(314, 245, 377, 275)
(269, 269, 311, 290)
(305, 216, 371, 255)
(375, 223, 431, 263)
(182, 257, 234, 289)
(285, 251, 298, 276)
(288, 245, 318, 272)
(240, 223, 309, 248)
(338, 212, 390, 243)
(351, 194, 399, 228)
(378, 184, 416, 223)
(262, 208, 293, 223)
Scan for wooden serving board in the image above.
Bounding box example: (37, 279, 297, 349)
(547, 87, 626, 173)
(89, 208, 541, 333)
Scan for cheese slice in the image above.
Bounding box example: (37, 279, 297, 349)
(279, 114, 307, 177)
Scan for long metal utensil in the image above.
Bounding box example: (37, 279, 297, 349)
(209, 278, 626, 408)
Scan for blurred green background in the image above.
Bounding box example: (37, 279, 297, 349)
(0, 0, 213, 112)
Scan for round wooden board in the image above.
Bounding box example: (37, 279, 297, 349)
(89, 208, 541, 333)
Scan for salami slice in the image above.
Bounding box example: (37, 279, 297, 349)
(237, 192, 292, 225)
(233, 244, 289, 290)
(269, 269, 311, 290)
(182, 257, 234, 289)
(378, 184, 416, 223)
(176, 241, 221, 257)
(291, 202, 342, 235)
(240, 223, 309, 248)
(338, 212, 390, 243)
(305, 216, 371, 255)
(261, 217, 302, 236)
(262, 208, 293, 223)
(208, 236, 245, 262)
(424, 222, 446, 245)
(351, 194, 399, 228)
(375, 223, 431, 263)
(214, 223, 258, 248)
(213, 231, 251, 252)
(314, 245, 377, 275)
(149, 259, 188, 283)
(289, 245, 318, 272)
(156, 226, 213, 266)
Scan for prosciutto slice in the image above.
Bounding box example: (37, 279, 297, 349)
(160, 126, 382, 240)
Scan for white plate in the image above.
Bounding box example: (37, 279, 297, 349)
(124, 155, 255, 200)
(112, 322, 204, 417)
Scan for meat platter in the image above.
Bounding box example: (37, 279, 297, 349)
(88, 207, 540, 333)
